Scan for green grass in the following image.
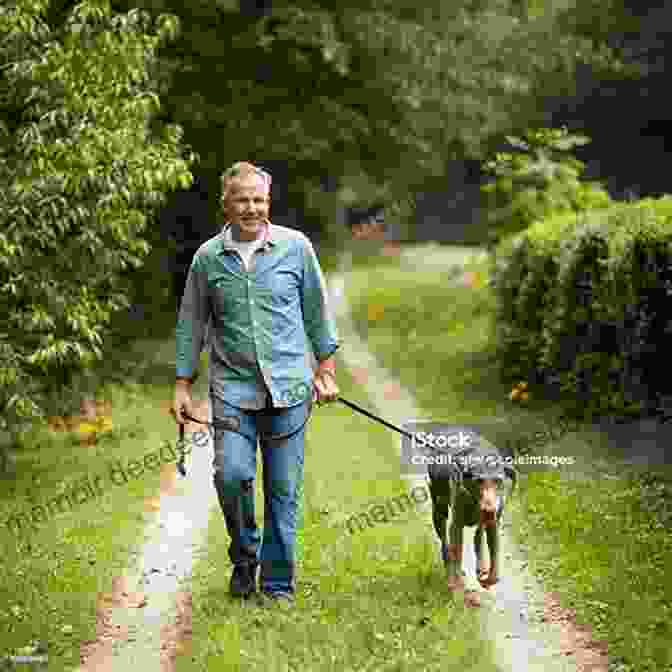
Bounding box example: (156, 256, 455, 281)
(176, 363, 500, 672)
(0, 331, 202, 671)
(514, 469, 672, 671)
(345, 248, 672, 672)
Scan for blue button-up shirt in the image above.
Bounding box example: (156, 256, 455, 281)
(176, 221, 341, 409)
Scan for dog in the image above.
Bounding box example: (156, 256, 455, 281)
(427, 442, 516, 604)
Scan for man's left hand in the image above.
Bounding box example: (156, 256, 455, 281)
(313, 368, 339, 405)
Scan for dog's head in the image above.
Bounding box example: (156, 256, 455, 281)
(479, 478, 499, 528)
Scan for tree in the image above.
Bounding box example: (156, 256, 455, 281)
(0, 0, 194, 437)
(108, 0, 632, 243)
(480, 127, 613, 247)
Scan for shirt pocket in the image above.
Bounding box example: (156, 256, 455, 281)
(266, 267, 301, 308)
(255, 271, 301, 339)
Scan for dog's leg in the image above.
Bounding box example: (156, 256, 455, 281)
(429, 479, 449, 565)
(479, 479, 498, 525)
(430, 490, 447, 545)
(446, 515, 465, 591)
(431, 474, 467, 592)
(433, 503, 449, 565)
(477, 479, 499, 588)
(430, 474, 456, 573)
(474, 524, 487, 582)
(481, 522, 499, 587)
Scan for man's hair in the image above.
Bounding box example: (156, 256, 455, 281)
(220, 162, 272, 202)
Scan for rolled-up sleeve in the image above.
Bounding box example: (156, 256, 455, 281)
(176, 253, 211, 379)
(299, 235, 340, 362)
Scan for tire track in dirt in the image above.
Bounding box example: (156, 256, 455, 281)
(75, 337, 216, 672)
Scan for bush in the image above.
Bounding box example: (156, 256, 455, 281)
(491, 196, 672, 419)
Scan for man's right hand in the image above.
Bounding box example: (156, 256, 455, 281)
(172, 380, 194, 425)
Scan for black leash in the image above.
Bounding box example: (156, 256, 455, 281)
(336, 396, 415, 440)
(175, 396, 516, 491)
(175, 401, 314, 476)
(177, 423, 187, 477)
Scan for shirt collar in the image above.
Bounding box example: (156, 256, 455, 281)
(218, 219, 278, 253)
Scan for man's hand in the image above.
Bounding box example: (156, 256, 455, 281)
(313, 368, 339, 405)
(172, 380, 194, 424)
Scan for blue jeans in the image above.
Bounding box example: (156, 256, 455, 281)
(210, 393, 311, 595)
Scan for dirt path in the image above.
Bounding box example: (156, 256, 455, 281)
(76, 338, 216, 672)
(331, 252, 609, 672)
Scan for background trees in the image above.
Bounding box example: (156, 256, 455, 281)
(110, 0, 633, 244)
(0, 0, 658, 439)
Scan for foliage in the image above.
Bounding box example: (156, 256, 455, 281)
(0, 0, 194, 433)
(481, 127, 613, 248)
(107, 0, 634, 240)
(490, 196, 672, 419)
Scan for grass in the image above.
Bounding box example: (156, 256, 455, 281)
(0, 330, 205, 671)
(175, 363, 501, 672)
(4, 239, 669, 670)
(344, 245, 672, 672)
(514, 469, 672, 670)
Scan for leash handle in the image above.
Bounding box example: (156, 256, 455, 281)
(177, 423, 187, 476)
(181, 412, 238, 430)
(181, 412, 210, 426)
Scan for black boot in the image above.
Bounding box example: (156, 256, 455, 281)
(230, 562, 258, 598)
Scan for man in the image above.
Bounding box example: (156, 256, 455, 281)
(173, 161, 340, 605)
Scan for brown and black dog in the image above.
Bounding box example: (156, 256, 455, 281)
(428, 450, 516, 605)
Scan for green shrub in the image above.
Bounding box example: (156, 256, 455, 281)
(491, 196, 672, 418)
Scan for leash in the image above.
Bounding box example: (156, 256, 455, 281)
(174, 400, 314, 476)
(175, 395, 517, 494)
(177, 424, 187, 477)
(336, 396, 415, 439)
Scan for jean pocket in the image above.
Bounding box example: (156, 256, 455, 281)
(263, 399, 311, 443)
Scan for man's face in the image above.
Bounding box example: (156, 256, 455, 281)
(222, 176, 270, 239)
